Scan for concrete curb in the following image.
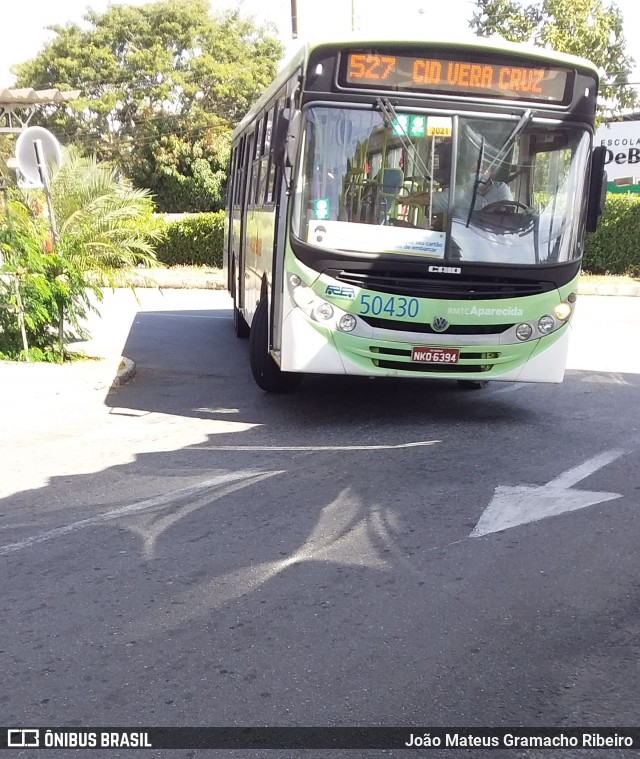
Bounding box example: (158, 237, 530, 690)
(577, 283, 640, 297)
(110, 356, 136, 389)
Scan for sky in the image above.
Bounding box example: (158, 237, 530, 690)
(2, 0, 640, 90)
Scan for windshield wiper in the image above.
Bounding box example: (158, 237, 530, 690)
(376, 97, 432, 182)
(486, 108, 533, 174)
(464, 109, 533, 228)
(466, 136, 485, 228)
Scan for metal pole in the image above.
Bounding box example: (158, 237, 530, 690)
(291, 0, 298, 38)
(428, 139, 435, 224)
(33, 139, 64, 360)
(33, 139, 58, 248)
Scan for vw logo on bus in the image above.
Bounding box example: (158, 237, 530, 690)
(432, 316, 449, 333)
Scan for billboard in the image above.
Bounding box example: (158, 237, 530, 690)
(595, 120, 640, 193)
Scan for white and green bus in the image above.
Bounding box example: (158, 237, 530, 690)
(224, 36, 606, 392)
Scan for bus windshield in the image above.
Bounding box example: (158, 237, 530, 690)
(292, 106, 591, 266)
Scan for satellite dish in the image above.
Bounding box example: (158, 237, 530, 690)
(15, 126, 63, 185)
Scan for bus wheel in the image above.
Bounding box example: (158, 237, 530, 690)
(249, 297, 302, 393)
(457, 379, 489, 390)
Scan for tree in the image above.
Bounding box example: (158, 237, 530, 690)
(470, 0, 638, 119)
(12, 0, 284, 211)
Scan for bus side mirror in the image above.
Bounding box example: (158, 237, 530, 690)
(273, 109, 302, 168)
(586, 145, 607, 233)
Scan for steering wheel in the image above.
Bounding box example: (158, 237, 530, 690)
(480, 200, 531, 215)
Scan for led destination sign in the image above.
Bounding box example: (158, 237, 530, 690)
(342, 53, 571, 103)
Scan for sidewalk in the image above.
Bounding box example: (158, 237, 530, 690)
(0, 284, 191, 445)
(0, 354, 127, 445)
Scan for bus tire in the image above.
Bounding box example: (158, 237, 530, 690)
(249, 297, 302, 393)
(457, 379, 489, 390)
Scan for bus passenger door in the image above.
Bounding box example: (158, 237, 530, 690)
(268, 86, 301, 359)
(270, 165, 287, 355)
(237, 133, 253, 319)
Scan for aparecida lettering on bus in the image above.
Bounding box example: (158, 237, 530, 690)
(447, 305, 524, 317)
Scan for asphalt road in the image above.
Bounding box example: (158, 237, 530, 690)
(1, 290, 639, 759)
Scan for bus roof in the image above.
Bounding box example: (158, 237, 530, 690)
(232, 34, 599, 140)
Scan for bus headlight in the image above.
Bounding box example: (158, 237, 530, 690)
(338, 314, 357, 332)
(516, 323, 533, 341)
(314, 302, 334, 321)
(289, 277, 358, 332)
(292, 285, 316, 309)
(538, 315, 555, 335)
(554, 302, 572, 321)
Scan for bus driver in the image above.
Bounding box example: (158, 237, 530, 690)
(399, 162, 512, 218)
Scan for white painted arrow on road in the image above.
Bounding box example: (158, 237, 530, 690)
(471, 449, 626, 538)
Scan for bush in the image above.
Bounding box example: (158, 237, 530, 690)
(154, 212, 225, 267)
(584, 194, 640, 277)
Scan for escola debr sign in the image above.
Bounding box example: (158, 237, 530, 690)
(595, 119, 640, 193)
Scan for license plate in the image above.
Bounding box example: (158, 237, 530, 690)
(411, 346, 460, 364)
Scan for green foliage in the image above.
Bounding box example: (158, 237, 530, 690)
(470, 0, 638, 120)
(0, 149, 162, 362)
(127, 121, 230, 212)
(583, 194, 640, 276)
(154, 212, 225, 267)
(0, 195, 59, 360)
(0, 135, 16, 181)
(52, 146, 161, 276)
(13, 0, 283, 211)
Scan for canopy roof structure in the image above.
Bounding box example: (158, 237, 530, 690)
(0, 88, 81, 133)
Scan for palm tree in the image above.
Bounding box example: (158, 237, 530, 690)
(47, 146, 163, 357)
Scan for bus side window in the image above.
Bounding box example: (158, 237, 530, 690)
(245, 132, 257, 207)
(250, 167, 260, 207)
(237, 136, 249, 207)
(267, 97, 286, 204)
(264, 106, 277, 205)
(252, 118, 265, 205)
(229, 148, 239, 209)
(254, 118, 264, 161)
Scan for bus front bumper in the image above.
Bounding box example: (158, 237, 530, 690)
(280, 307, 571, 383)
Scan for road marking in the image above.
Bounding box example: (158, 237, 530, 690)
(193, 441, 439, 452)
(471, 449, 626, 538)
(0, 470, 282, 557)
